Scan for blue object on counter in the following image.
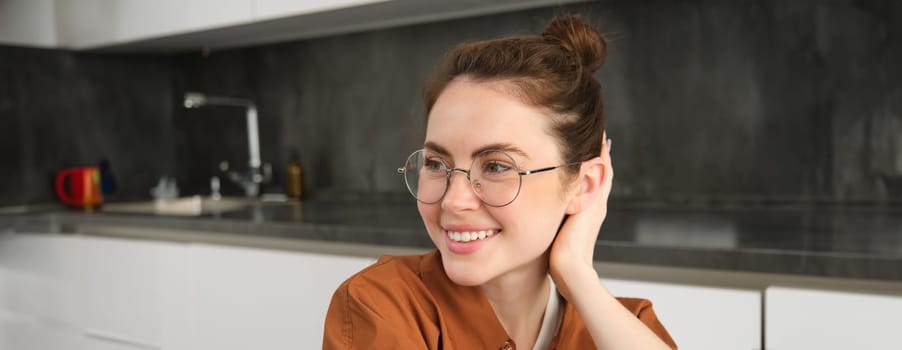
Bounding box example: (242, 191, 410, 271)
(98, 159, 117, 195)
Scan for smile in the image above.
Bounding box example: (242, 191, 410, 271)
(445, 229, 500, 242)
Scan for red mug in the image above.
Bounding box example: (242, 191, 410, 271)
(55, 166, 103, 208)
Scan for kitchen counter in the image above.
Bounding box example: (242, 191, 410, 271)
(2, 200, 901, 282)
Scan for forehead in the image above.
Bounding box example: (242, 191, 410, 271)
(424, 78, 559, 161)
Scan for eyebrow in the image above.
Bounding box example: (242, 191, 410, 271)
(423, 141, 531, 160)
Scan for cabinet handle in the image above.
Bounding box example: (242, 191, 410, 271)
(83, 328, 161, 350)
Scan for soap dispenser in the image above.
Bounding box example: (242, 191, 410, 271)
(286, 150, 303, 200)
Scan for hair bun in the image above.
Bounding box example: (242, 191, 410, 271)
(542, 15, 607, 73)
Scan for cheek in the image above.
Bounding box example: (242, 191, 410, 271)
(417, 202, 431, 218)
(501, 183, 570, 245)
(417, 202, 440, 230)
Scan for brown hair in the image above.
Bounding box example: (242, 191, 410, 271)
(424, 15, 608, 176)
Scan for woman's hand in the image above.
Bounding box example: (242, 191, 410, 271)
(549, 135, 613, 301)
(548, 136, 674, 349)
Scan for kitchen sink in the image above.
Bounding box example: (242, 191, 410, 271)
(102, 196, 272, 216)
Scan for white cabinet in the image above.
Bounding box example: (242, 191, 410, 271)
(0, 234, 88, 350)
(4, 0, 574, 51)
(253, 0, 389, 20)
(0, 0, 57, 47)
(75, 236, 193, 350)
(189, 244, 374, 349)
(112, 0, 253, 42)
(0, 233, 374, 350)
(55, 0, 254, 48)
(603, 278, 762, 350)
(766, 286, 902, 350)
(77, 236, 164, 349)
(55, 0, 386, 49)
(54, 0, 116, 49)
(0, 233, 190, 350)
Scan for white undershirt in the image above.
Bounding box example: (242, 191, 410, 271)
(533, 276, 563, 350)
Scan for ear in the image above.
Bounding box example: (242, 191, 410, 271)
(564, 156, 608, 215)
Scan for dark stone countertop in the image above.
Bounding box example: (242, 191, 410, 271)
(2, 200, 901, 282)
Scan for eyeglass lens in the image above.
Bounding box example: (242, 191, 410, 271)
(402, 149, 522, 207)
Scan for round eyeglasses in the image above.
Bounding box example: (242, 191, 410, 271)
(397, 149, 582, 207)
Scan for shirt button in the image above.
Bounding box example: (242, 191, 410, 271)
(500, 340, 514, 350)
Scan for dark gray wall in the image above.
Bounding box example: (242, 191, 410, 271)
(0, 46, 175, 206)
(3, 0, 901, 206)
(174, 0, 902, 201)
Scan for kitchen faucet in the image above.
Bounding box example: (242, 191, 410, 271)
(183, 92, 271, 197)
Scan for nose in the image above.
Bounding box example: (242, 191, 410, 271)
(441, 169, 481, 212)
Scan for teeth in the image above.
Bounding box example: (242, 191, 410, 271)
(446, 230, 498, 243)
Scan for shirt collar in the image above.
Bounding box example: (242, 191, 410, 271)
(419, 250, 513, 349)
(533, 277, 563, 350)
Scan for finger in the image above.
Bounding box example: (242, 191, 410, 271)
(558, 205, 601, 244)
(601, 132, 611, 159)
(598, 138, 614, 211)
(601, 130, 611, 153)
(600, 137, 613, 186)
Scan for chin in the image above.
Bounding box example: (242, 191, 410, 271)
(440, 253, 492, 287)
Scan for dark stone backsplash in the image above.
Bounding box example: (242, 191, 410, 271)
(2, 0, 901, 207)
(0, 47, 176, 205)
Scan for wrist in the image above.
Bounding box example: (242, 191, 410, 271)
(551, 261, 600, 301)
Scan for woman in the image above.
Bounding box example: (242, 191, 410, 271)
(324, 15, 677, 350)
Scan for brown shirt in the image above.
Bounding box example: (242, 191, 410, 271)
(324, 250, 677, 350)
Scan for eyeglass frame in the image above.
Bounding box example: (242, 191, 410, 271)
(396, 148, 584, 207)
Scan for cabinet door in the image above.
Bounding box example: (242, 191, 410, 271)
(0, 234, 90, 350)
(253, 0, 390, 20)
(0, 233, 192, 350)
(75, 236, 193, 350)
(113, 0, 252, 41)
(75, 236, 166, 349)
(766, 286, 902, 349)
(189, 244, 374, 350)
(604, 278, 762, 350)
(0, 0, 57, 47)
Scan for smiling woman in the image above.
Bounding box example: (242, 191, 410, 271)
(323, 14, 677, 350)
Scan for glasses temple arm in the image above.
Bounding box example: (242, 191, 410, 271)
(518, 161, 584, 176)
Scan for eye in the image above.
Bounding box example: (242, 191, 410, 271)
(482, 160, 512, 174)
(424, 158, 446, 171)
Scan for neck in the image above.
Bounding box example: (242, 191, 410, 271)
(481, 254, 551, 350)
